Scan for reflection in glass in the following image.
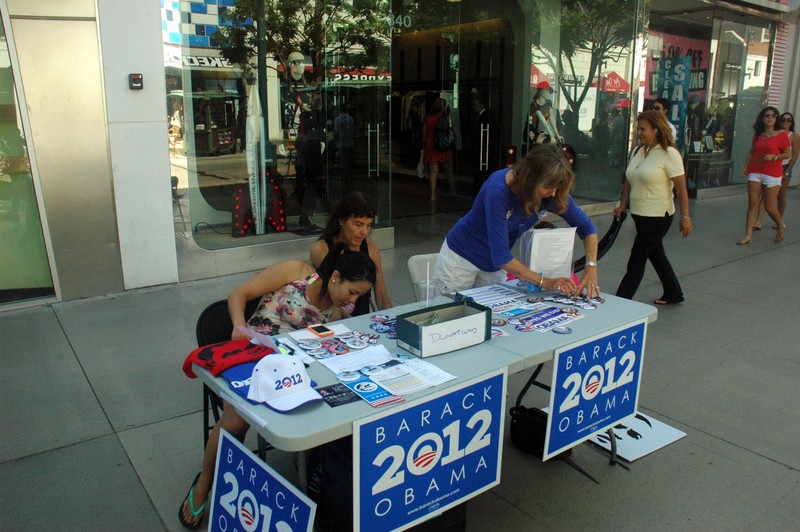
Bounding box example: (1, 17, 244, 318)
(0, 17, 54, 304)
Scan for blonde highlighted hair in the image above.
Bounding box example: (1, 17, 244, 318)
(637, 110, 676, 150)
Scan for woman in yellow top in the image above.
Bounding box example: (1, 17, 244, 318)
(614, 110, 692, 305)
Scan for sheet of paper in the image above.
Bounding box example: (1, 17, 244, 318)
(528, 227, 577, 278)
(317, 344, 394, 374)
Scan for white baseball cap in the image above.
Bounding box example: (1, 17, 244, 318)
(247, 354, 322, 412)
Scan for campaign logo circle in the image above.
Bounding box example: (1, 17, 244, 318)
(552, 326, 573, 334)
(491, 318, 507, 326)
(355, 382, 378, 393)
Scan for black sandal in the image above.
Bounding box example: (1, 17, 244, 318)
(654, 296, 684, 305)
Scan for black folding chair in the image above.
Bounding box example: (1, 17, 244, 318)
(196, 297, 271, 456)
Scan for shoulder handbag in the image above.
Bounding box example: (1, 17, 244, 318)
(435, 114, 457, 151)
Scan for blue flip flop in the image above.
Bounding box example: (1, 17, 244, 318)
(178, 472, 207, 530)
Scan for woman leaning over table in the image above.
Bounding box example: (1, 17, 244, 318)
(310, 191, 392, 315)
(614, 110, 692, 305)
(433, 143, 600, 297)
(738, 106, 789, 244)
(179, 244, 375, 530)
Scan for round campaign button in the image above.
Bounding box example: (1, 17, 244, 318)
(560, 306, 580, 315)
(386, 332, 398, 340)
(552, 326, 573, 335)
(298, 340, 322, 350)
(345, 338, 368, 349)
(361, 365, 384, 376)
(337, 371, 361, 382)
(491, 318, 507, 326)
(527, 297, 544, 303)
(579, 303, 597, 310)
(515, 324, 537, 333)
(507, 318, 523, 326)
(308, 348, 331, 359)
(590, 297, 606, 304)
(371, 314, 390, 322)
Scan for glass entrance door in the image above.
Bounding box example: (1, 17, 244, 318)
(325, 52, 392, 222)
(0, 13, 55, 305)
(389, 0, 517, 216)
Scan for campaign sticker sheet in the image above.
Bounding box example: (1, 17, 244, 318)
(514, 306, 584, 332)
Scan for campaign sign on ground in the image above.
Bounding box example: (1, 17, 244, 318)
(544, 319, 646, 461)
(354, 370, 506, 531)
(209, 429, 315, 532)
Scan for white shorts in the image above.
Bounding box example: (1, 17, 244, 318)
(747, 173, 782, 188)
(434, 239, 506, 292)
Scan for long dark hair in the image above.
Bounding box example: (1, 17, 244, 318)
(316, 242, 376, 297)
(780, 111, 795, 133)
(752, 106, 780, 139)
(512, 143, 573, 216)
(319, 192, 377, 245)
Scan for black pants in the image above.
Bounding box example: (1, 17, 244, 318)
(616, 213, 682, 301)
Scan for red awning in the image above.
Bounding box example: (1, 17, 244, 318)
(612, 97, 630, 108)
(530, 65, 552, 89)
(593, 72, 630, 93)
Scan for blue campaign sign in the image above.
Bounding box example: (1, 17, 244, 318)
(544, 319, 647, 461)
(354, 370, 506, 531)
(658, 56, 692, 151)
(208, 429, 316, 532)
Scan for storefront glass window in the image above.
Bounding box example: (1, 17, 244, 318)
(527, 0, 640, 204)
(163, 0, 393, 250)
(0, 16, 54, 304)
(648, 5, 775, 192)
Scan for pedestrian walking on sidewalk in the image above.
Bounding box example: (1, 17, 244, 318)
(614, 110, 692, 305)
(738, 106, 789, 245)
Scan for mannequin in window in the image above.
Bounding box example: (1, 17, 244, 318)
(525, 87, 563, 149)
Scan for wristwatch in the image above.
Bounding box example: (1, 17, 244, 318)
(586, 261, 598, 268)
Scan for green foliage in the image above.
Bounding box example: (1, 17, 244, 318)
(212, 0, 391, 82)
(535, 0, 638, 121)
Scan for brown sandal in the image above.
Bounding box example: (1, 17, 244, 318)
(737, 237, 751, 245)
(775, 230, 785, 243)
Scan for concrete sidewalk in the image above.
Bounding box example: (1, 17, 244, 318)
(1, 189, 799, 531)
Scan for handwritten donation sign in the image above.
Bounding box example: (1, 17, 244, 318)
(209, 429, 315, 532)
(354, 370, 506, 531)
(544, 319, 646, 461)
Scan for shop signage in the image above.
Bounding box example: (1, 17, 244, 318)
(658, 56, 693, 150)
(354, 370, 506, 531)
(544, 320, 646, 460)
(209, 429, 316, 532)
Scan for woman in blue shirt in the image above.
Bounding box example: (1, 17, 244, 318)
(434, 144, 600, 296)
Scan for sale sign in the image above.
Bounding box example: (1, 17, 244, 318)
(209, 429, 316, 532)
(354, 370, 506, 531)
(544, 320, 646, 461)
